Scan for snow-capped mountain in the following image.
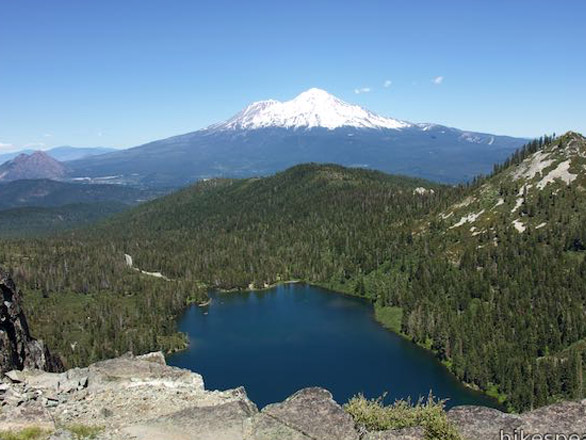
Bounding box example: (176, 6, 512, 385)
(67, 88, 527, 187)
(210, 88, 411, 131)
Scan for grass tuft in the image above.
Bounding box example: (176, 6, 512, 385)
(344, 392, 461, 440)
(64, 425, 104, 439)
(0, 427, 50, 440)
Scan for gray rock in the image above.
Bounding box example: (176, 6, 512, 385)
(249, 413, 311, 439)
(5, 350, 586, 440)
(0, 400, 55, 430)
(262, 387, 359, 440)
(86, 354, 204, 392)
(447, 401, 586, 440)
(448, 406, 522, 440)
(124, 400, 258, 440)
(5, 370, 23, 382)
(0, 268, 63, 374)
(520, 399, 586, 433)
(136, 351, 166, 365)
(49, 429, 75, 440)
(363, 426, 424, 440)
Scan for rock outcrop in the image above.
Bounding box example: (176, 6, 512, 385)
(1, 352, 585, 439)
(0, 268, 63, 374)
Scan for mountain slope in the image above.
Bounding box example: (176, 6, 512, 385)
(47, 146, 116, 162)
(0, 151, 66, 182)
(0, 146, 115, 166)
(367, 132, 586, 411)
(0, 179, 162, 237)
(438, 131, 585, 238)
(0, 203, 131, 238)
(67, 89, 526, 186)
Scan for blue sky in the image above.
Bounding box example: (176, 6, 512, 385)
(1, 0, 585, 151)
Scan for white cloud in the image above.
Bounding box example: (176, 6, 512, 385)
(354, 87, 372, 94)
(0, 142, 14, 152)
(43, 133, 52, 138)
(432, 76, 444, 85)
(383, 80, 392, 88)
(23, 142, 46, 150)
(0, 141, 48, 153)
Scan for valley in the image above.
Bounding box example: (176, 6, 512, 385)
(1, 132, 585, 414)
(0, 179, 163, 237)
(2, 2, 584, 438)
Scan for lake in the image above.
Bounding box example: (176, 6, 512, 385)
(168, 283, 500, 409)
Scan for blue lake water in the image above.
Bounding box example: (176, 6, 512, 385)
(168, 283, 500, 409)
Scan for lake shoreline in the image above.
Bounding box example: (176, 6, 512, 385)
(171, 281, 504, 411)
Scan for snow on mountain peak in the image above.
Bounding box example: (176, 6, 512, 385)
(210, 88, 411, 131)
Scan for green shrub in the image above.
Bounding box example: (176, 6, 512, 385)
(343, 392, 461, 440)
(64, 425, 104, 439)
(0, 427, 50, 440)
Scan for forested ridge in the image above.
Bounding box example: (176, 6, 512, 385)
(372, 132, 586, 411)
(0, 132, 585, 412)
(0, 164, 446, 366)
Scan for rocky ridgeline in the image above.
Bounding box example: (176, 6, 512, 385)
(0, 269, 62, 374)
(1, 352, 585, 440)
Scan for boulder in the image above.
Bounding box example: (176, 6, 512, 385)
(261, 387, 359, 440)
(520, 399, 586, 434)
(86, 353, 204, 392)
(49, 430, 76, 440)
(363, 426, 425, 440)
(448, 406, 522, 440)
(0, 400, 55, 430)
(249, 413, 312, 439)
(124, 400, 258, 440)
(448, 400, 586, 440)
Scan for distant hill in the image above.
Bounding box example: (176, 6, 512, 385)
(0, 151, 66, 182)
(0, 146, 116, 165)
(66, 88, 526, 187)
(45, 146, 117, 162)
(0, 203, 129, 238)
(0, 179, 163, 237)
(0, 179, 158, 210)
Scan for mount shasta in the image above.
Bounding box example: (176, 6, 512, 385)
(68, 88, 526, 187)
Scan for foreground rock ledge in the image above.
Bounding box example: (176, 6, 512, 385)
(1, 353, 585, 439)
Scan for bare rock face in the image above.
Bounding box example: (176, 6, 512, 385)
(0, 268, 63, 373)
(448, 406, 522, 440)
(0, 352, 360, 440)
(363, 426, 424, 440)
(2, 350, 586, 439)
(448, 401, 586, 440)
(260, 387, 359, 440)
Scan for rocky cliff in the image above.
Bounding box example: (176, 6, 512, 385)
(1, 352, 584, 439)
(0, 268, 63, 373)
